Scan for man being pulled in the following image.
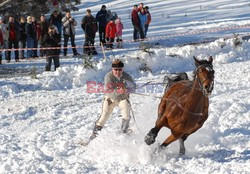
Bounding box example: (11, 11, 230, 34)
(90, 59, 136, 140)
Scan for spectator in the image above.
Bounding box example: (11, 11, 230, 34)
(26, 16, 36, 58)
(42, 25, 61, 71)
(0, 27, 3, 64)
(115, 18, 123, 48)
(49, 10, 63, 39)
(18, 16, 27, 59)
(105, 19, 117, 49)
(32, 16, 41, 58)
(138, 8, 147, 36)
(106, 10, 112, 22)
(131, 5, 144, 41)
(62, 11, 79, 56)
(6, 16, 19, 62)
(96, 5, 108, 46)
(144, 6, 151, 37)
(38, 15, 49, 57)
(81, 9, 98, 55)
(138, 3, 144, 11)
(0, 16, 8, 60)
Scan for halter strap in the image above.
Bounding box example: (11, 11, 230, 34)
(195, 64, 214, 95)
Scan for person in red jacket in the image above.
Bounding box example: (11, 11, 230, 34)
(105, 19, 117, 49)
(131, 5, 144, 41)
(6, 16, 19, 62)
(0, 28, 3, 64)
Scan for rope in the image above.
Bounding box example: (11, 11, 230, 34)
(1, 24, 250, 52)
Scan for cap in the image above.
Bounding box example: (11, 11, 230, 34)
(112, 59, 124, 68)
(102, 5, 106, 8)
(0, 16, 3, 21)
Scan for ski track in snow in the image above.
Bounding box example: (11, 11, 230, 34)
(0, 0, 250, 173)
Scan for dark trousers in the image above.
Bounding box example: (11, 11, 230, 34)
(7, 40, 19, 60)
(106, 38, 114, 48)
(33, 39, 38, 57)
(98, 26, 106, 44)
(145, 24, 149, 37)
(45, 56, 60, 71)
(27, 37, 35, 58)
(18, 40, 26, 59)
(133, 24, 145, 41)
(84, 34, 97, 55)
(63, 34, 77, 56)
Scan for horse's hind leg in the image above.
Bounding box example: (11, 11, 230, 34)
(161, 132, 183, 149)
(179, 134, 188, 156)
(144, 116, 167, 145)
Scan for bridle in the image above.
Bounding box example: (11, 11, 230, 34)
(195, 64, 215, 96)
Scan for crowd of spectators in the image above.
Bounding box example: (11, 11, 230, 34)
(0, 3, 151, 71)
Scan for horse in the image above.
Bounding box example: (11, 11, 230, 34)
(144, 56, 215, 155)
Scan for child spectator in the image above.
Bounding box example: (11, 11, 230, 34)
(105, 19, 117, 49)
(115, 18, 123, 48)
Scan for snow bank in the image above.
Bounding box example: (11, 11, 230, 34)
(39, 38, 250, 91)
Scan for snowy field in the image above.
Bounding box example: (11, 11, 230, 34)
(0, 0, 250, 173)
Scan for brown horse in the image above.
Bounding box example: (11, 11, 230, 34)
(144, 56, 215, 155)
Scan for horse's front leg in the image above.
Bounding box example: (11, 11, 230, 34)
(144, 116, 167, 145)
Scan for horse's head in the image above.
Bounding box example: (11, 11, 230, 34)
(193, 56, 215, 96)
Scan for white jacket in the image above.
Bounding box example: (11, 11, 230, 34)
(62, 16, 77, 35)
(0, 23, 9, 41)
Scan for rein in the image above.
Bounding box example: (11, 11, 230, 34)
(130, 92, 204, 116)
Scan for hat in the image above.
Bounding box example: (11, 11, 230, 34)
(112, 59, 124, 68)
(0, 16, 3, 21)
(102, 5, 106, 8)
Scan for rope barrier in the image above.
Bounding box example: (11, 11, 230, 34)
(1, 24, 250, 52)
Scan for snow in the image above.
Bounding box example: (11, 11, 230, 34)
(0, 0, 250, 173)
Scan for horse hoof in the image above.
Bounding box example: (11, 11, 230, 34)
(179, 152, 185, 156)
(144, 135, 156, 145)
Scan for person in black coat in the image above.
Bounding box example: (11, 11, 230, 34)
(25, 16, 36, 58)
(41, 25, 61, 71)
(18, 16, 27, 59)
(96, 5, 108, 45)
(38, 15, 49, 57)
(81, 9, 98, 55)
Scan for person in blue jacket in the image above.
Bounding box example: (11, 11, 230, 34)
(138, 8, 147, 36)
